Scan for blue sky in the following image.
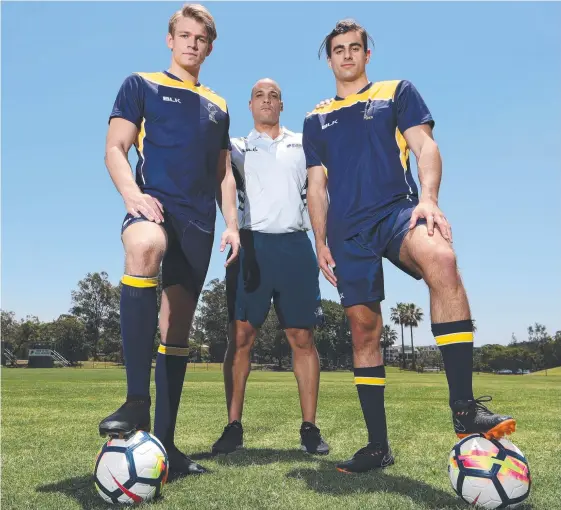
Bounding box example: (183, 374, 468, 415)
(2, 2, 560, 347)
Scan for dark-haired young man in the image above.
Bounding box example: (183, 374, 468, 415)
(303, 19, 516, 473)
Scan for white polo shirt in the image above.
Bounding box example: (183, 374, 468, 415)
(230, 127, 310, 234)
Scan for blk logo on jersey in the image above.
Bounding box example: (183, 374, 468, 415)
(322, 119, 338, 130)
(163, 96, 181, 103)
(241, 147, 258, 153)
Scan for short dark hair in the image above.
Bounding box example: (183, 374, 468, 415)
(318, 19, 375, 59)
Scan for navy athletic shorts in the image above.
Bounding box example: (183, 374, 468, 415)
(330, 200, 425, 307)
(121, 211, 213, 298)
(227, 230, 322, 329)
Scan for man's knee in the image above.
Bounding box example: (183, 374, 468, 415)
(229, 321, 256, 351)
(286, 328, 315, 352)
(123, 223, 167, 275)
(349, 313, 382, 351)
(422, 245, 460, 288)
(159, 285, 196, 346)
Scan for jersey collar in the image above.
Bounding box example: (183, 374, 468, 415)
(334, 82, 373, 101)
(162, 70, 200, 87)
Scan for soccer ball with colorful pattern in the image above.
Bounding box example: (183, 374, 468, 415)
(448, 434, 530, 508)
(94, 431, 168, 504)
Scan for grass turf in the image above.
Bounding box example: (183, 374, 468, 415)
(1, 367, 559, 509)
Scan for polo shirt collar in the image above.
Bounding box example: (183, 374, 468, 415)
(247, 126, 287, 142)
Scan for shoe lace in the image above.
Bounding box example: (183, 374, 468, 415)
(473, 395, 494, 415)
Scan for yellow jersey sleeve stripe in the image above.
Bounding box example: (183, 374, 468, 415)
(158, 344, 189, 357)
(137, 117, 146, 154)
(435, 332, 474, 346)
(395, 128, 409, 171)
(121, 275, 158, 288)
(311, 80, 401, 115)
(136, 72, 227, 113)
(354, 376, 386, 386)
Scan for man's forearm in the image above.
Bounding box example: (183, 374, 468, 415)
(308, 187, 328, 246)
(417, 141, 442, 204)
(218, 170, 238, 230)
(105, 145, 140, 199)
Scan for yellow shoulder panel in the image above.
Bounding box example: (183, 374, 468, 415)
(309, 80, 402, 115)
(136, 72, 227, 113)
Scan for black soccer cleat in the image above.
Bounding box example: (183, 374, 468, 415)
(167, 445, 207, 475)
(99, 396, 151, 439)
(300, 422, 330, 455)
(452, 395, 516, 440)
(212, 420, 244, 455)
(336, 442, 394, 474)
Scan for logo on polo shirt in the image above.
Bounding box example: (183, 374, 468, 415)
(241, 146, 258, 153)
(286, 143, 303, 148)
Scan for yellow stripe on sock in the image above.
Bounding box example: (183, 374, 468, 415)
(121, 275, 158, 288)
(354, 377, 386, 386)
(435, 332, 474, 346)
(158, 344, 189, 357)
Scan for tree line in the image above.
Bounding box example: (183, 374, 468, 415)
(1, 272, 560, 372)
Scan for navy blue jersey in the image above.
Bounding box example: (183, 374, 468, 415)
(303, 80, 433, 243)
(110, 71, 230, 228)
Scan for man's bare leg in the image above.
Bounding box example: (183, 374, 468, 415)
(285, 328, 319, 424)
(285, 328, 329, 454)
(400, 224, 515, 439)
(223, 320, 258, 423)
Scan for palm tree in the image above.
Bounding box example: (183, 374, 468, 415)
(390, 303, 408, 369)
(404, 303, 424, 370)
(380, 325, 398, 364)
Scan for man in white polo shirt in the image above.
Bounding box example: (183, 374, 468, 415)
(211, 78, 329, 456)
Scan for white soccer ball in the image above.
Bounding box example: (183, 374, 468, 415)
(448, 434, 531, 508)
(94, 431, 169, 504)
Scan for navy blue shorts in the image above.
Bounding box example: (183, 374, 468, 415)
(331, 201, 424, 307)
(121, 212, 213, 298)
(227, 230, 322, 329)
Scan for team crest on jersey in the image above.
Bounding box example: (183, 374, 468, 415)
(363, 99, 375, 120)
(206, 102, 219, 124)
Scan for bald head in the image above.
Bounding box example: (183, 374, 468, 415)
(249, 77, 283, 127)
(251, 78, 282, 100)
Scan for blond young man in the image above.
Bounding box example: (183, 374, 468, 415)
(99, 4, 239, 476)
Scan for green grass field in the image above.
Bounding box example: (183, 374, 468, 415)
(2, 367, 560, 510)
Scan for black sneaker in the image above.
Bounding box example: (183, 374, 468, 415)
(336, 442, 394, 473)
(452, 396, 516, 440)
(212, 421, 244, 455)
(300, 422, 330, 455)
(99, 396, 151, 438)
(167, 445, 207, 475)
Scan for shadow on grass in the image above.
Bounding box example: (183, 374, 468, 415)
(36, 475, 165, 509)
(190, 447, 322, 467)
(286, 461, 535, 509)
